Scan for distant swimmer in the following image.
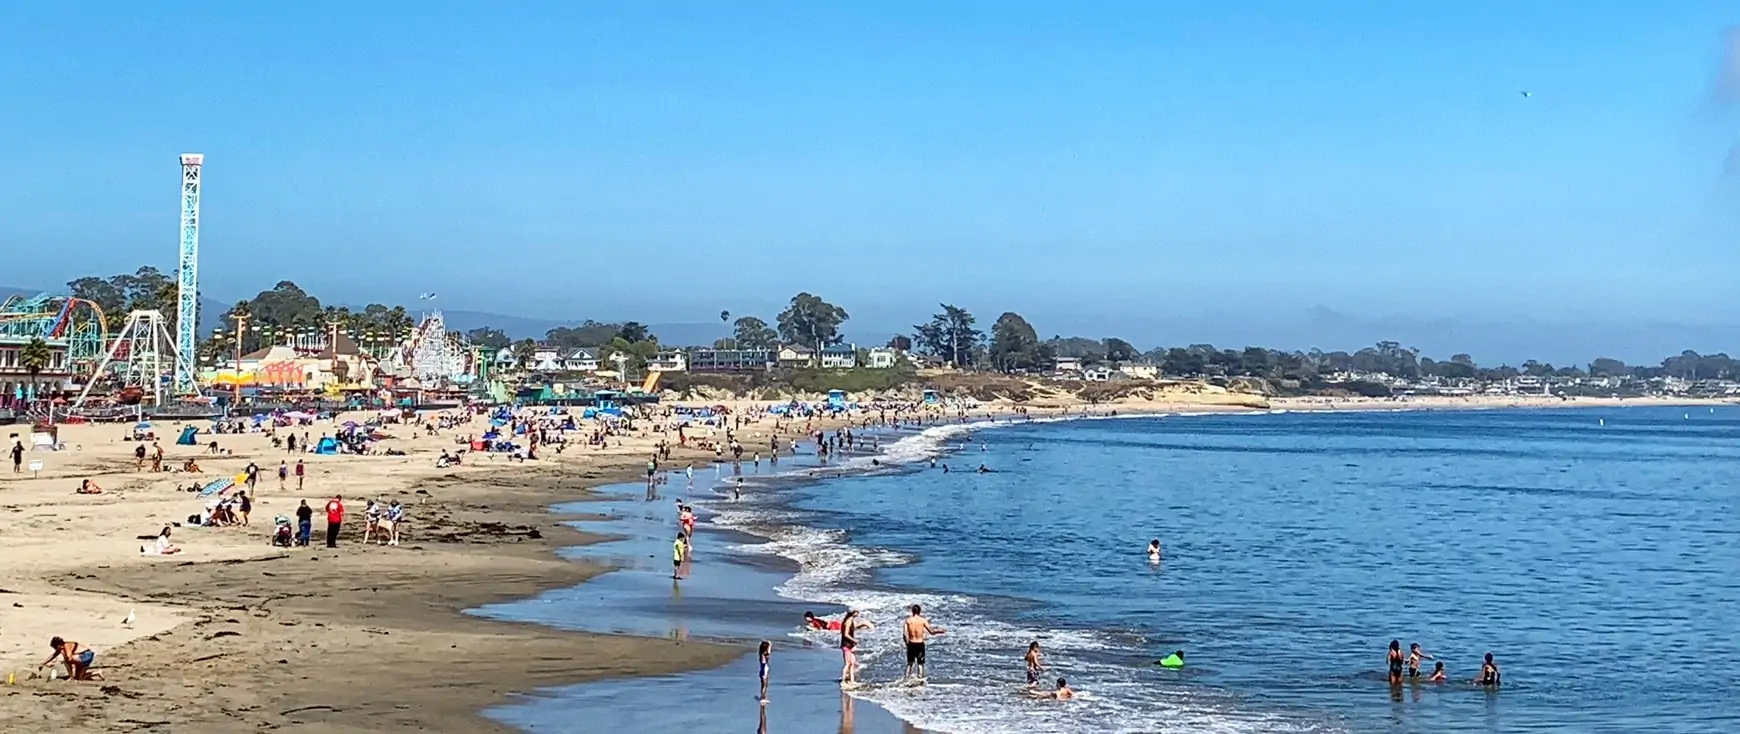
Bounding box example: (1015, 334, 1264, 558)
(1147, 539, 1162, 563)
(1387, 640, 1405, 685)
(902, 604, 946, 683)
(1025, 641, 1045, 687)
(1428, 661, 1446, 682)
(805, 611, 843, 631)
(1406, 643, 1433, 679)
(1156, 650, 1184, 668)
(976, 464, 993, 473)
(942, 464, 950, 473)
(1028, 677, 1074, 700)
(1476, 652, 1501, 687)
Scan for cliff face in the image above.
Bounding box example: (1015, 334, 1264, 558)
(657, 372, 1270, 410)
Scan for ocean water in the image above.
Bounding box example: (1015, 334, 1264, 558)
(704, 407, 1740, 734)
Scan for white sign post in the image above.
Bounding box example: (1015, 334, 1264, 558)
(28, 460, 43, 478)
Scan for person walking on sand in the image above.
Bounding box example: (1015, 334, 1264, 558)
(757, 640, 772, 704)
(295, 499, 314, 547)
(10, 438, 23, 473)
(902, 604, 945, 683)
(237, 489, 252, 526)
(324, 495, 345, 548)
(245, 462, 259, 491)
(295, 459, 306, 490)
(277, 460, 288, 489)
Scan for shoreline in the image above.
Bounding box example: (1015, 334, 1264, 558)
(0, 394, 1726, 732)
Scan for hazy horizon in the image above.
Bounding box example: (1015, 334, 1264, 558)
(5, 3, 1740, 366)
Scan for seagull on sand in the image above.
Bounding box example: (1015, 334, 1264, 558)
(122, 607, 136, 626)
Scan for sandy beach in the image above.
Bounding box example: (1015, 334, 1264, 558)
(0, 388, 1727, 732)
(0, 406, 771, 732)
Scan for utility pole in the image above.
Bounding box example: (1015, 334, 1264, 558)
(230, 312, 248, 402)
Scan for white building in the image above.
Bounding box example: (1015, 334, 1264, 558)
(649, 350, 688, 372)
(866, 347, 902, 369)
(820, 344, 857, 369)
(562, 348, 599, 373)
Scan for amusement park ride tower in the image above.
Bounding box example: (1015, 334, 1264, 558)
(174, 153, 202, 394)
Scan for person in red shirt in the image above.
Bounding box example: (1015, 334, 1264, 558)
(324, 495, 345, 548)
(803, 611, 842, 631)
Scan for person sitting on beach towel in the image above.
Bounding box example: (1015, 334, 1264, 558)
(181, 458, 202, 473)
(140, 525, 181, 555)
(75, 479, 103, 494)
(40, 637, 103, 681)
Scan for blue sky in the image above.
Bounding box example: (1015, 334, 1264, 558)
(3, 2, 1738, 363)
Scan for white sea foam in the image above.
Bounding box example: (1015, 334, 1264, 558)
(699, 415, 1339, 734)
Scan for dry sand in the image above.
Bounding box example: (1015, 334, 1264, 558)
(0, 406, 777, 733)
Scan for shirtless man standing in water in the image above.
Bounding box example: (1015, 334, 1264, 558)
(902, 604, 945, 683)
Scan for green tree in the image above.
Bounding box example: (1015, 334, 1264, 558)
(988, 312, 1045, 372)
(66, 276, 126, 322)
(913, 304, 982, 367)
(1102, 337, 1139, 364)
(732, 316, 778, 349)
(776, 292, 849, 347)
(466, 327, 512, 349)
(615, 321, 653, 344)
(20, 337, 51, 398)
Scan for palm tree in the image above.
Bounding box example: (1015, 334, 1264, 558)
(20, 337, 51, 402)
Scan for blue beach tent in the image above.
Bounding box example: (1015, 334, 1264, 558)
(176, 426, 200, 446)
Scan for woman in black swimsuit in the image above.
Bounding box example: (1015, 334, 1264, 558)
(1478, 652, 1501, 687)
(1387, 640, 1405, 685)
(839, 610, 862, 687)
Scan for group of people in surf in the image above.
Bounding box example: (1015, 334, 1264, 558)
(803, 607, 1077, 700)
(1386, 640, 1501, 687)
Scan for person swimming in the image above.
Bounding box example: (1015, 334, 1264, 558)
(1386, 640, 1405, 685)
(1428, 661, 1447, 682)
(1477, 652, 1501, 687)
(1406, 643, 1433, 678)
(804, 611, 842, 631)
(1028, 677, 1074, 700)
(1147, 539, 1162, 562)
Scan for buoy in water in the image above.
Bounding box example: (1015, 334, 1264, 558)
(1156, 651, 1185, 668)
(1599, 418, 1605, 426)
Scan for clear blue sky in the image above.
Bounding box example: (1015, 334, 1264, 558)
(3, 2, 1738, 363)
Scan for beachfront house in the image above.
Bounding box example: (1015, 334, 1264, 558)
(1118, 363, 1160, 380)
(561, 348, 600, 373)
(1053, 357, 1085, 375)
(493, 347, 517, 369)
(820, 343, 857, 369)
(777, 345, 815, 368)
(688, 348, 776, 373)
(648, 350, 689, 372)
(530, 345, 564, 373)
(866, 347, 902, 369)
(1082, 367, 1115, 382)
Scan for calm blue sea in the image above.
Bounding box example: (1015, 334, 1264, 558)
(703, 407, 1740, 734)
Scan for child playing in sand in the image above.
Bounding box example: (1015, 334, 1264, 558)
(39, 637, 102, 681)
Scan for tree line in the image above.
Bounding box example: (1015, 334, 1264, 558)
(57, 272, 1740, 384)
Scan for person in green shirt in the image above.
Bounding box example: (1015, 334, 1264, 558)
(672, 532, 687, 580)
